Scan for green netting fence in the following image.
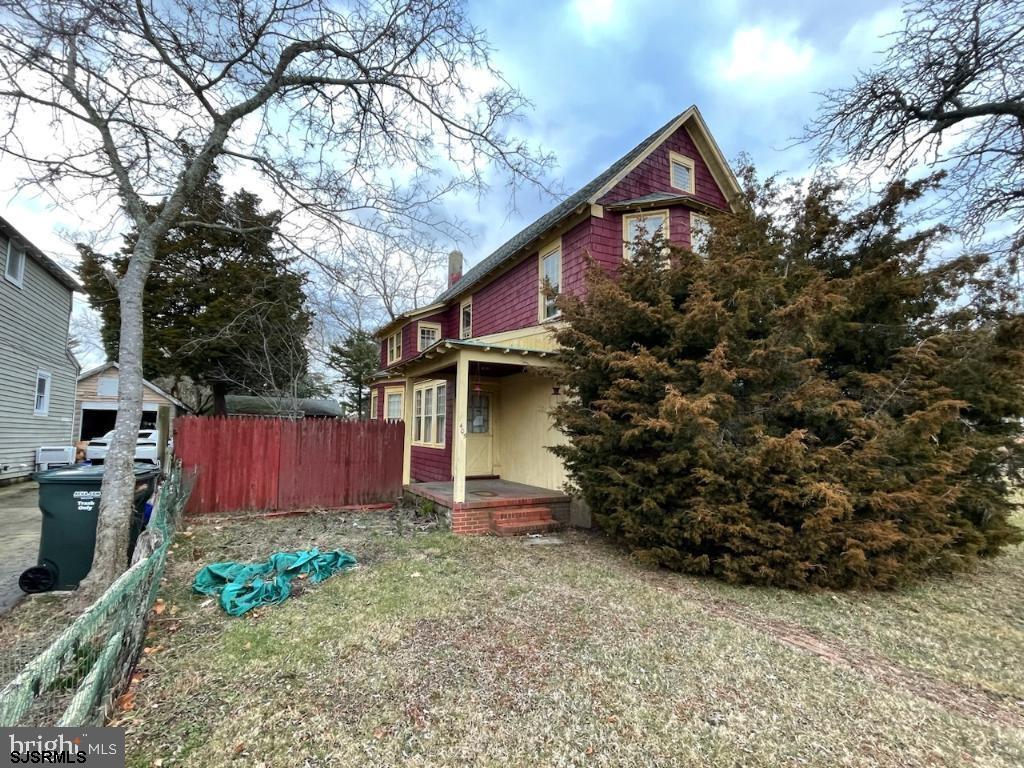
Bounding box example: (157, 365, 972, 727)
(0, 464, 190, 727)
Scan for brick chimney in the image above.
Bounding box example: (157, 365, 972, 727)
(448, 249, 463, 288)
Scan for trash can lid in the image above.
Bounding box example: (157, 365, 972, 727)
(34, 464, 161, 483)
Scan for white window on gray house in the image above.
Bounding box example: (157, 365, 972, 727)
(4, 235, 25, 287)
(97, 376, 118, 396)
(34, 370, 51, 416)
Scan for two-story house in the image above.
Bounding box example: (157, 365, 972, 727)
(0, 216, 81, 483)
(372, 106, 741, 534)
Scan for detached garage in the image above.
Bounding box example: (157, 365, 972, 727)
(74, 362, 188, 447)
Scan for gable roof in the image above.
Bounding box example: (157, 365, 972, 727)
(433, 105, 740, 306)
(0, 215, 80, 292)
(77, 361, 189, 410)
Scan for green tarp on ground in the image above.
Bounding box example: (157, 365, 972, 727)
(193, 548, 357, 616)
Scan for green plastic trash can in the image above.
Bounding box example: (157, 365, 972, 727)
(19, 464, 161, 592)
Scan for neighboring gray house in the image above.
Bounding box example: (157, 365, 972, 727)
(0, 215, 80, 482)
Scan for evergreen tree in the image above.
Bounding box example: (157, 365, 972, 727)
(552, 168, 1024, 589)
(79, 171, 312, 415)
(329, 330, 381, 419)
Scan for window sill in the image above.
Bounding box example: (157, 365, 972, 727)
(412, 442, 446, 450)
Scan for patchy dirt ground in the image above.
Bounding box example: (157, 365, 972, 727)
(114, 506, 1022, 767)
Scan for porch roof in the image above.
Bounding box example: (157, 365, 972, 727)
(376, 338, 559, 377)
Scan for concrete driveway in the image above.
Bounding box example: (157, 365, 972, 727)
(0, 482, 40, 615)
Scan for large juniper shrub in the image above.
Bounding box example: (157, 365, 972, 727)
(551, 170, 1024, 589)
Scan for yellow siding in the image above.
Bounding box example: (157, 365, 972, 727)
(493, 372, 568, 491)
(473, 324, 561, 352)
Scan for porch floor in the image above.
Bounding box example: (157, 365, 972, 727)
(405, 478, 569, 510)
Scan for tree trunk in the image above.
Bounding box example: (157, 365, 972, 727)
(79, 243, 154, 597)
(212, 382, 228, 416)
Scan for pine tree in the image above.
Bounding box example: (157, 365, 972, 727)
(329, 331, 380, 419)
(79, 169, 312, 415)
(552, 168, 1024, 589)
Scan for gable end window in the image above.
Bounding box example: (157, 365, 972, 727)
(539, 244, 562, 321)
(418, 322, 441, 351)
(622, 210, 670, 260)
(460, 299, 473, 339)
(386, 330, 403, 364)
(413, 380, 446, 447)
(669, 151, 695, 194)
(34, 370, 51, 416)
(4, 236, 25, 287)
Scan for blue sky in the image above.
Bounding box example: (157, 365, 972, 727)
(450, 0, 902, 263)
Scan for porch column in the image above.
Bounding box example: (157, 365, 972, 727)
(402, 377, 414, 485)
(452, 351, 469, 504)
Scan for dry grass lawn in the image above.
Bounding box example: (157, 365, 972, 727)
(119, 506, 1024, 767)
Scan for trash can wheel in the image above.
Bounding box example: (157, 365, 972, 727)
(19, 564, 57, 594)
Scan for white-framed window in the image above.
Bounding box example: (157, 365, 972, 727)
(4, 235, 25, 288)
(622, 209, 670, 260)
(460, 299, 472, 339)
(413, 380, 446, 447)
(690, 212, 712, 256)
(669, 151, 695, 194)
(418, 322, 441, 351)
(34, 370, 51, 416)
(386, 330, 403, 365)
(369, 388, 379, 419)
(539, 244, 562, 321)
(385, 387, 404, 420)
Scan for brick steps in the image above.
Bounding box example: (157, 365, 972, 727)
(489, 506, 561, 537)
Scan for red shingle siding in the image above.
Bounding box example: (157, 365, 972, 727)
(560, 218, 592, 298)
(598, 124, 728, 210)
(472, 252, 538, 336)
(381, 120, 728, 356)
(409, 373, 454, 482)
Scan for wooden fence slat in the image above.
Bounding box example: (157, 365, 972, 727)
(174, 416, 403, 515)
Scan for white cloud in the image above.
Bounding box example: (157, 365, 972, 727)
(570, 0, 616, 30)
(714, 24, 815, 85)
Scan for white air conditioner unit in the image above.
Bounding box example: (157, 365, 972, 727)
(36, 445, 75, 471)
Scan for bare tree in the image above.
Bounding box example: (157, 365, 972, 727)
(805, 0, 1024, 289)
(305, 229, 446, 365)
(0, 0, 552, 591)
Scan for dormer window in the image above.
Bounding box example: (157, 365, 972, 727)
(386, 330, 402, 364)
(669, 151, 695, 194)
(418, 322, 441, 351)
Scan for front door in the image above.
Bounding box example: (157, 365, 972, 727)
(465, 390, 494, 477)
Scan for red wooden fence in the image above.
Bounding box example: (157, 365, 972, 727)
(174, 416, 405, 515)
